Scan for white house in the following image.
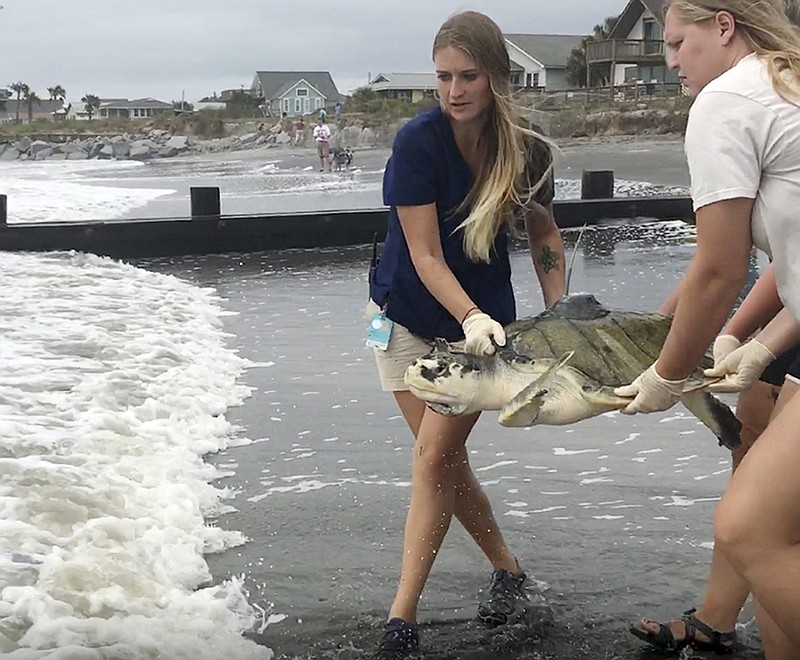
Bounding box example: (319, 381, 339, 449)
(195, 94, 228, 112)
(96, 98, 173, 120)
(367, 35, 583, 99)
(367, 73, 437, 103)
(504, 34, 585, 91)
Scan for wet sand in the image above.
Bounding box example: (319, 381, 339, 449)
(254, 134, 692, 189)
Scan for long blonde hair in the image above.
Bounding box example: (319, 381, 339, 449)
(433, 11, 555, 263)
(666, 0, 800, 101)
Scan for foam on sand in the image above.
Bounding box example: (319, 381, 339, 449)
(0, 251, 271, 659)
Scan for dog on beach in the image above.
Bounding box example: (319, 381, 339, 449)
(331, 147, 354, 172)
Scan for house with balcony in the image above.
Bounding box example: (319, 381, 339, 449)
(251, 71, 344, 117)
(586, 0, 678, 88)
(367, 73, 437, 103)
(504, 34, 585, 91)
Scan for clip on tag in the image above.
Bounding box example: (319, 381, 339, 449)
(366, 312, 393, 351)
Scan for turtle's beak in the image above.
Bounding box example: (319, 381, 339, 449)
(427, 401, 469, 416)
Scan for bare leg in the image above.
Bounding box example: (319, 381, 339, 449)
(715, 383, 800, 646)
(395, 392, 518, 571)
(750, 380, 799, 659)
(756, 599, 796, 660)
(633, 382, 778, 642)
(449, 447, 519, 571)
(387, 401, 477, 623)
(388, 392, 517, 624)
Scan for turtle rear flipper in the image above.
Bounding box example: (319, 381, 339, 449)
(680, 390, 742, 451)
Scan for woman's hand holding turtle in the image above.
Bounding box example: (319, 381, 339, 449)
(704, 339, 776, 393)
(462, 311, 506, 356)
(712, 334, 741, 365)
(614, 363, 687, 414)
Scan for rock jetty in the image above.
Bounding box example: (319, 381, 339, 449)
(0, 123, 384, 163)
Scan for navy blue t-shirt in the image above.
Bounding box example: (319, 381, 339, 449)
(369, 106, 553, 342)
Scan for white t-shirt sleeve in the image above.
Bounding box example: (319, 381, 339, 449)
(685, 91, 772, 211)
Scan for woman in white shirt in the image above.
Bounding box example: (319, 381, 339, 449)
(613, 0, 800, 654)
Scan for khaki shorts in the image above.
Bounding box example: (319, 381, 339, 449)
(317, 141, 330, 158)
(366, 300, 463, 392)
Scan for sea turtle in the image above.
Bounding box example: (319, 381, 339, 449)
(404, 294, 741, 451)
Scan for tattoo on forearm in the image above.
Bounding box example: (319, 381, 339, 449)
(537, 245, 560, 273)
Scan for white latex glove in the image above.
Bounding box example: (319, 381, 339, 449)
(462, 312, 506, 356)
(703, 339, 776, 393)
(712, 334, 741, 366)
(613, 363, 687, 414)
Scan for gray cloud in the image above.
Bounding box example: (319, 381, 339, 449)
(2, 0, 628, 102)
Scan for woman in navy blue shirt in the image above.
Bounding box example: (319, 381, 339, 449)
(367, 11, 566, 659)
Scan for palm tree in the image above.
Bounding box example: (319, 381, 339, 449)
(47, 85, 66, 102)
(565, 15, 620, 88)
(23, 89, 40, 123)
(81, 94, 100, 121)
(9, 81, 28, 124)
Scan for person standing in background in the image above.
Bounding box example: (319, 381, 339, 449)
(292, 116, 305, 146)
(312, 117, 331, 172)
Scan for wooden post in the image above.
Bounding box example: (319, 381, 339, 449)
(0, 194, 6, 227)
(610, 40, 616, 102)
(581, 170, 614, 199)
(190, 187, 220, 218)
(585, 58, 590, 90)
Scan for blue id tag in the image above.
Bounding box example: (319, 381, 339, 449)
(366, 312, 393, 351)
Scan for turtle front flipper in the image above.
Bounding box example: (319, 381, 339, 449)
(499, 351, 633, 427)
(499, 352, 574, 427)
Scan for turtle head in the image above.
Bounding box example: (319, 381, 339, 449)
(404, 345, 497, 416)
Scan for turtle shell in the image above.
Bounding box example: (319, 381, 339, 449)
(498, 294, 699, 387)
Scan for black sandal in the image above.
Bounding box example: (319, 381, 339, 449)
(629, 607, 737, 654)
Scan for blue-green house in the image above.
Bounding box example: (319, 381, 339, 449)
(251, 71, 345, 117)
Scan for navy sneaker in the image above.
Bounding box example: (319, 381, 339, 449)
(370, 617, 420, 659)
(477, 567, 529, 627)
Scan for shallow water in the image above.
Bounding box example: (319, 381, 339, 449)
(135, 222, 766, 660)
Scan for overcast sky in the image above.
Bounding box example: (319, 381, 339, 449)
(2, 1, 627, 103)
